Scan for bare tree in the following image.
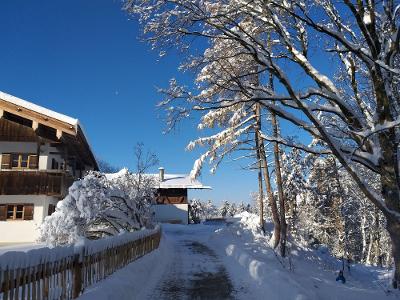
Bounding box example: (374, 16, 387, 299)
(97, 158, 120, 173)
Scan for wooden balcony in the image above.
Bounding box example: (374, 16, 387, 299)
(156, 188, 188, 204)
(0, 170, 75, 197)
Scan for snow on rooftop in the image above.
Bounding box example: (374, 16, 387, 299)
(104, 168, 130, 180)
(157, 173, 211, 189)
(105, 169, 211, 189)
(0, 91, 79, 126)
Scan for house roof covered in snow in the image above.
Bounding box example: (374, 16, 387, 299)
(0, 91, 98, 170)
(106, 169, 211, 190)
(156, 174, 211, 189)
(0, 91, 79, 129)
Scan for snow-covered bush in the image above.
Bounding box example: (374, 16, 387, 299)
(189, 199, 221, 222)
(39, 169, 156, 246)
(189, 199, 254, 223)
(189, 199, 204, 224)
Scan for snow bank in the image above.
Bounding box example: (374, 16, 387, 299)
(210, 213, 312, 299)
(207, 212, 398, 300)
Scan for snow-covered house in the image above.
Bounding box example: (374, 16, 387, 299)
(153, 167, 210, 224)
(0, 91, 98, 243)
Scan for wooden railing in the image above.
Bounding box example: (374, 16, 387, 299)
(0, 171, 74, 197)
(0, 226, 161, 300)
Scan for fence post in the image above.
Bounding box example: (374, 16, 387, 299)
(72, 253, 83, 299)
(3, 267, 9, 300)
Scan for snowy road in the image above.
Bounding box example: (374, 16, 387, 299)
(147, 225, 236, 300)
(79, 218, 399, 300)
(79, 223, 251, 300)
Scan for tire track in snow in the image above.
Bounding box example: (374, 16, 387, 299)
(147, 226, 238, 300)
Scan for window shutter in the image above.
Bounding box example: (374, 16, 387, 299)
(0, 205, 6, 221)
(23, 204, 34, 220)
(28, 155, 38, 169)
(1, 154, 11, 169)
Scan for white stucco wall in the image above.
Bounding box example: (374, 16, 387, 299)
(0, 195, 59, 243)
(42, 144, 63, 170)
(152, 204, 189, 225)
(38, 143, 61, 170)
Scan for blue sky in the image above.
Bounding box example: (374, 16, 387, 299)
(0, 0, 270, 205)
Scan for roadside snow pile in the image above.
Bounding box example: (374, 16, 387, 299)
(39, 170, 157, 246)
(208, 212, 398, 300)
(228, 212, 264, 236)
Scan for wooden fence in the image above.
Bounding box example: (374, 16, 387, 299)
(0, 226, 161, 300)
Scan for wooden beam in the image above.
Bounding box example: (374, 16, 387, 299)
(0, 109, 3, 118)
(32, 121, 39, 131)
(56, 129, 63, 140)
(0, 99, 76, 136)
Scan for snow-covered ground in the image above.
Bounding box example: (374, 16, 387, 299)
(79, 224, 241, 300)
(211, 213, 398, 300)
(79, 213, 400, 300)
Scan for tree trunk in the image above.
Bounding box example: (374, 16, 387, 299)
(366, 232, 374, 265)
(331, 158, 346, 258)
(379, 125, 400, 288)
(260, 139, 281, 248)
(361, 212, 368, 262)
(374, 67, 400, 287)
(374, 208, 382, 267)
(255, 103, 281, 242)
(271, 110, 287, 257)
(257, 170, 264, 232)
(266, 59, 284, 253)
(387, 220, 400, 289)
(381, 169, 400, 287)
(288, 195, 297, 236)
(254, 104, 265, 232)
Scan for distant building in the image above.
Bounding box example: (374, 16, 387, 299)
(0, 91, 98, 243)
(153, 167, 211, 224)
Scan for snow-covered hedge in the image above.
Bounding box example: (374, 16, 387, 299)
(39, 169, 157, 246)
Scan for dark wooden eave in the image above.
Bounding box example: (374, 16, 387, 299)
(0, 107, 98, 170)
(0, 98, 76, 136)
(60, 127, 98, 169)
(0, 118, 39, 142)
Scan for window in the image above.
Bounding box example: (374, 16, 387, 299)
(11, 153, 20, 168)
(48, 204, 56, 216)
(51, 158, 59, 170)
(0, 204, 34, 221)
(1, 153, 38, 169)
(12, 153, 29, 168)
